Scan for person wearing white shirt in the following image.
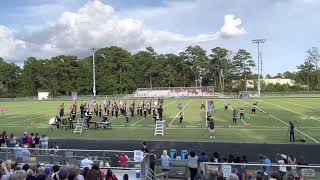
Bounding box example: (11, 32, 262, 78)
(81, 154, 93, 168)
(277, 153, 287, 180)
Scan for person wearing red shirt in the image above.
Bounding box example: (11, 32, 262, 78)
(119, 153, 129, 167)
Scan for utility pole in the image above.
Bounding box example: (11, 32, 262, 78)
(89, 48, 96, 96)
(252, 39, 266, 97)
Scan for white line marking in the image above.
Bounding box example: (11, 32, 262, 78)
(169, 100, 192, 126)
(242, 100, 319, 144)
(263, 101, 320, 122)
(279, 100, 316, 110)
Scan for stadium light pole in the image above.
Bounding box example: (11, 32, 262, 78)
(252, 39, 266, 98)
(90, 48, 97, 97)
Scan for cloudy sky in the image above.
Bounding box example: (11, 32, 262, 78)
(0, 0, 319, 75)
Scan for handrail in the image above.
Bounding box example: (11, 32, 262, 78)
(0, 147, 134, 153)
(204, 162, 320, 168)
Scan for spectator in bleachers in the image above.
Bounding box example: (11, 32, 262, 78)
(22, 132, 28, 146)
(34, 133, 40, 149)
(0, 131, 7, 148)
(227, 173, 239, 180)
(228, 154, 235, 163)
(51, 164, 60, 180)
(9, 133, 16, 148)
(105, 169, 118, 180)
(22, 146, 30, 163)
(81, 154, 93, 168)
(161, 150, 170, 180)
(40, 135, 48, 150)
(188, 151, 199, 180)
(210, 152, 220, 163)
(1, 162, 10, 180)
(82, 167, 89, 179)
(241, 155, 248, 163)
(141, 142, 149, 153)
(261, 155, 271, 177)
(35, 167, 45, 180)
(270, 171, 281, 180)
(276, 153, 287, 180)
(288, 154, 297, 174)
(123, 174, 129, 180)
(10, 170, 27, 180)
(75, 167, 84, 180)
(199, 152, 208, 174)
(26, 169, 36, 180)
(119, 153, 129, 168)
(57, 168, 68, 180)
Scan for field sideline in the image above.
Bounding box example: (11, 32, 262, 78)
(0, 97, 320, 144)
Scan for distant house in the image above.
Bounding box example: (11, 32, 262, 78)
(232, 80, 254, 89)
(38, 90, 50, 100)
(263, 78, 295, 86)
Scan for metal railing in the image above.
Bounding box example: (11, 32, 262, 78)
(0, 147, 139, 168)
(203, 162, 320, 180)
(0, 147, 157, 179)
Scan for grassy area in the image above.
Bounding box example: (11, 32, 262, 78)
(1, 97, 320, 144)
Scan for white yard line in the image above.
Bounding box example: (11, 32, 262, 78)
(280, 100, 317, 110)
(263, 101, 320, 122)
(131, 99, 177, 126)
(242, 100, 319, 144)
(169, 100, 192, 126)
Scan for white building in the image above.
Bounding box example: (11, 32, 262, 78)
(263, 78, 295, 86)
(38, 90, 50, 100)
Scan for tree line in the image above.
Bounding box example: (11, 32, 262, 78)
(0, 46, 318, 97)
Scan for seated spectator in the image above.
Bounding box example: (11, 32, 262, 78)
(58, 168, 68, 180)
(51, 165, 60, 180)
(26, 169, 36, 180)
(81, 154, 93, 168)
(82, 167, 89, 179)
(105, 169, 118, 180)
(10, 170, 27, 180)
(227, 173, 239, 180)
(245, 171, 253, 180)
(22, 164, 30, 172)
(1, 162, 10, 180)
(287, 174, 295, 180)
(123, 174, 129, 180)
(37, 167, 51, 180)
(119, 153, 129, 168)
(85, 169, 99, 180)
(255, 174, 263, 180)
(270, 171, 281, 180)
(217, 175, 224, 180)
(75, 167, 84, 180)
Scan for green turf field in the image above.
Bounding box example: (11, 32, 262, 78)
(0, 97, 320, 144)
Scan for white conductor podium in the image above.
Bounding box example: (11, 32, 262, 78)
(154, 120, 165, 136)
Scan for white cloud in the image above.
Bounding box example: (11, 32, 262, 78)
(0, 0, 246, 61)
(220, 15, 246, 38)
(0, 26, 26, 59)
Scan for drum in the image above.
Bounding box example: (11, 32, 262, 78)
(49, 118, 55, 125)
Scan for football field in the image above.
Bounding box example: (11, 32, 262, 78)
(0, 97, 320, 144)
